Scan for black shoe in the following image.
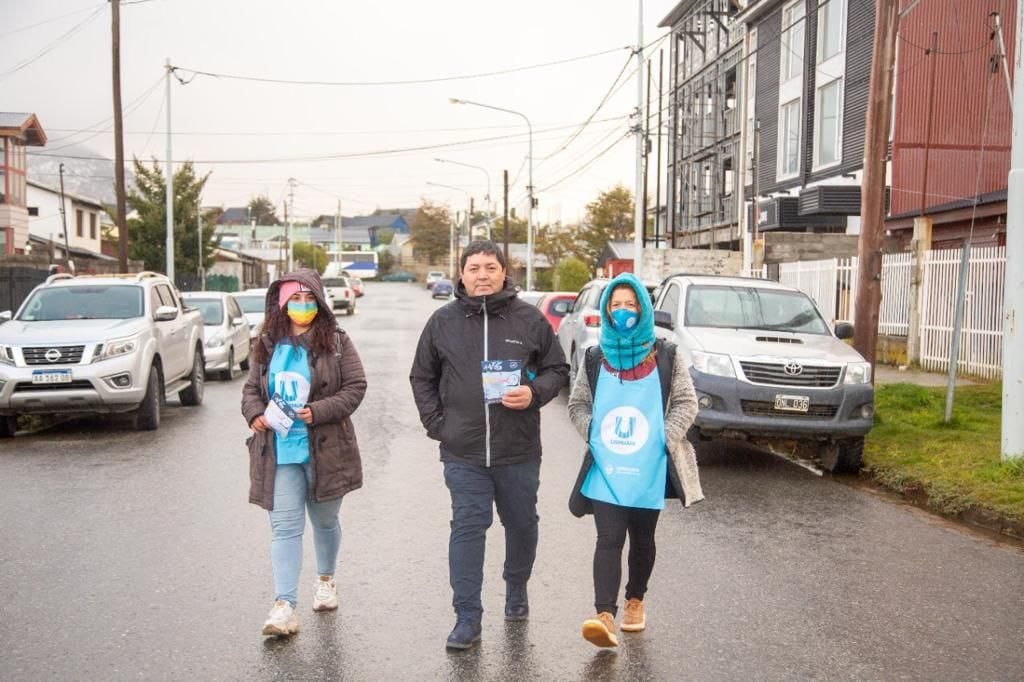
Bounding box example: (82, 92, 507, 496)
(445, 619, 482, 650)
(505, 583, 529, 621)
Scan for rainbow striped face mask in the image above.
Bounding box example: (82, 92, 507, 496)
(286, 300, 318, 326)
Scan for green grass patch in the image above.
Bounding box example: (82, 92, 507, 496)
(865, 382, 1024, 523)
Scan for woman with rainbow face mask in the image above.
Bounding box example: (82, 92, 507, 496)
(567, 272, 705, 648)
(241, 269, 367, 637)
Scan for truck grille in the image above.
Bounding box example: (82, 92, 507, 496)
(22, 345, 86, 365)
(741, 400, 838, 418)
(14, 380, 94, 393)
(739, 361, 841, 387)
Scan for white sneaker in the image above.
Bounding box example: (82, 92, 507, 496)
(261, 600, 299, 636)
(312, 576, 338, 612)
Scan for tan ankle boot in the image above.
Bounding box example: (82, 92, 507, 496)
(582, 611, 619, 647)
(621, 598, 646, 632)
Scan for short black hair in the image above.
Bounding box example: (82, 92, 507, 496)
(460, 240, 506, 271)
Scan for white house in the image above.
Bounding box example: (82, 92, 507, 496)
(27, 180, 106, 255)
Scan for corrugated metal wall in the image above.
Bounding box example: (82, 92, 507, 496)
(891, 0, 1015, 216)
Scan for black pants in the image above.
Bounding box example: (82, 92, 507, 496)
(592, 500, 660, 616)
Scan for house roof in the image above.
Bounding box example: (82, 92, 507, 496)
(0, 112, 47, 146)
(603, 241, 635, 260)
(216, 207, 250, 224)
(29, 234, 116, 260)
(658, 0, 703, 27)
(27, 180, 105, 209)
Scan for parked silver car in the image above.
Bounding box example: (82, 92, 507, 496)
(234, 288, 268, 339)
(181, 292, 251, 380)
(652, 274, 873, 472)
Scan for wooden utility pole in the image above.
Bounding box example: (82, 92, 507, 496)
(111, 0, 128, 271)
(853, 0, 900, 372)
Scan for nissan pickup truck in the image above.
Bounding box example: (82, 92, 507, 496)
(652, 274, 874, 473)
(0, 271, 206, 435)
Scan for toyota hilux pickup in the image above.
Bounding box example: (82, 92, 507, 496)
(0, 271, 206, 436)
(652, 274, 874, 472)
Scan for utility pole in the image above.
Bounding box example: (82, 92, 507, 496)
(468, 196, 474, 242)
(1002, 0, 1024, 461)
(632, 0, 645, 275)
(642, 57, 652, 248)
(286, 177, 296, 272)
(196, 203, 204, 291)
(499, 168, 507, 266)
(58, 163, 71, 269)
(111, 0, 128, 272)
(335, 199, 341, 263)
(164, 58, 174, 284)
(852, 0, 900, 372)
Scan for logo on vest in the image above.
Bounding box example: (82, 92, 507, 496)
(599, 407, 650, 455)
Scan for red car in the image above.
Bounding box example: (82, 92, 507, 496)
(535, 292, 577, 332)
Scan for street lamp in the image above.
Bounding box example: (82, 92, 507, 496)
(448, 97, 534, 289)
(426, 181, 472, 280)
(434, 158, 492, 239)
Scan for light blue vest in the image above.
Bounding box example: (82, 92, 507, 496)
(269, 342, 312, 465)
(582, 364, 667, 510)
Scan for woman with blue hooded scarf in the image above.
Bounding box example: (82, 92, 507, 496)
(567, 272, 704, 648)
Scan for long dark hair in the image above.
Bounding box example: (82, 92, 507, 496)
(252, 299, 337, 365)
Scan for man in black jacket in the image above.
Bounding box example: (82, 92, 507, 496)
(410, 240, 568, 650)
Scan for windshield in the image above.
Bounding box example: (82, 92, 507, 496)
(188, 299, 224, 325)
(685, 285, 829, 335)
(323, 278, 348, 287)
(19, 285, 145, 321)
(234, 296, 265, 314)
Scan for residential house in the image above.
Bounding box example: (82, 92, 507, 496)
(738, 0, 875, 244)
(886, 0, 1014, 249)
(216, 206, 252, 226)
(206, 246, 271, 291)
(0, 113, 47, 255)
(27, 181, 106, 255)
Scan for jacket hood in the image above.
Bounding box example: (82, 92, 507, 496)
(598, 272, 657, 370)
(265, 269, 329, 312)
(454, 277, 518, 315)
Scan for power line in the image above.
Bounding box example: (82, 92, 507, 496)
(0, 3, 104, 39)
(43, 76, 165, 153)
(536, 134, 630, 193)
(0, 4, 105, 79)
(170, 45, 631, 88)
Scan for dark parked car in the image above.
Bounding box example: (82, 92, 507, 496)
(382, 271, 417, 282)
(431, 279, 454, 299)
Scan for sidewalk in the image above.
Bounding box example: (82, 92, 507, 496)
(874, 365, 980, 387)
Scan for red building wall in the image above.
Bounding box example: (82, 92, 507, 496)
(891, 0, 1015, 217)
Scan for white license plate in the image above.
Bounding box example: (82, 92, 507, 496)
(774, 394, 810, 412)
(31, 369, 73, 385)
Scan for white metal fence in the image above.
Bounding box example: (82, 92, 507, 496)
(772, 247, 1004, 378)
(919, 247, 1005, 379)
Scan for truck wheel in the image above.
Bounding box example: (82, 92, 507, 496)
(822, 437, 864, 473)
(219, 348, 235, 381)
(179, 348, 205, 406)
(0, 415, 18, 438)
(347, 303, 356, 316)
(239, 355, 250, 371)
(133, 367, 162, 431)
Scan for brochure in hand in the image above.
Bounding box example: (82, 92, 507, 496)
(481, 359, 523, 404)
(264, 394, 299, 436)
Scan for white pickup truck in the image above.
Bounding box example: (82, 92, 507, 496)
(0, 271, 206, 435)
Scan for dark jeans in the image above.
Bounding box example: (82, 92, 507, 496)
(592, 499, 660, 616)
(443, 459, 540, 621)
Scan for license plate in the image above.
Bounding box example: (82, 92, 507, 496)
(31, 369, 73, 385)
(774, 394, 810, 412)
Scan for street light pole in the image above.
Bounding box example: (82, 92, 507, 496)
(434, 158, 492, 239)
(164, 58, 174, 284)
(449, 98, 533, 288)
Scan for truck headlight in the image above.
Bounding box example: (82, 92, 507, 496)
(96, 336, 138, 362)
(206, 335, 225, 348)
(691, 351, 735, 378)
(844, 362, 872, 384)
(0, 345, 14, 366)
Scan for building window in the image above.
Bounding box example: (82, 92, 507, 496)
(819, 0, 846, 62)
(723, 157, 735, 196)
(76, 209, 84, 238)
(89, 213, 97, 240)
(779, 99, 801, 178)
(815, 78, 843, 167)
(780, 0, 806, 83)
(28, 206, 38, 216)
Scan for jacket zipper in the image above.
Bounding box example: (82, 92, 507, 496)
(483, 300, 491, 468)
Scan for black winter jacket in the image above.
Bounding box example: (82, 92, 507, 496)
(410, 279, 569, 466)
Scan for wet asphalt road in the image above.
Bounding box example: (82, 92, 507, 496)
(2, 282, 1022, 681)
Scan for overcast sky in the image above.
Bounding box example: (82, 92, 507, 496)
(4, 0, 680, 225)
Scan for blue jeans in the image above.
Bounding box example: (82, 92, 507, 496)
(269, 463, 343, 606)
(443, 460, 540, 621)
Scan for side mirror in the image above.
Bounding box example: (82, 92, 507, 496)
(835, 321, 854, 340)
(155, 305, 179, 321)
(654, 310, 674, 330)
(0, 310, 11, 322)
(232, 316, 246, 327)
